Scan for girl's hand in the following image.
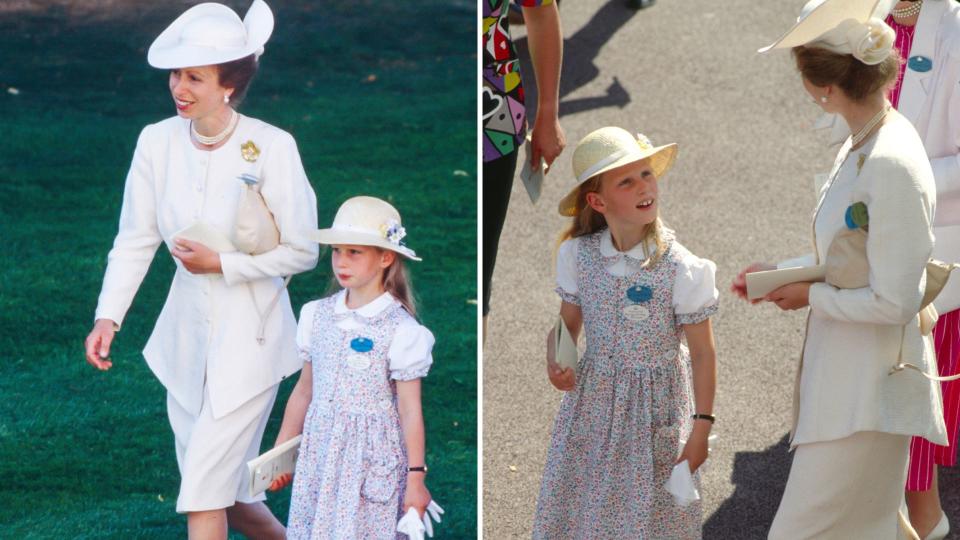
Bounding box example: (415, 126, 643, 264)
(545, 327, 576, 391)
(677, 430, 710, 473)
(403, 474, 432, 518)
(731, 262, 775, 303)
(267, 472, 292, 492)
(171, 238, 223, 274)
(84, 319, 117, 371)
(765, 282, 812, 311)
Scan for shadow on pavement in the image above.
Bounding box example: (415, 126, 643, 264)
(703, 435, 792, 540)
(516, 0, 642, 119)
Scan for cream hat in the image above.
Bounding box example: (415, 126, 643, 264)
(758, 0, 897, 65)
(147, 0, 274, 69)
(558, 127, 677, 217)
(308, 196, 421, 261)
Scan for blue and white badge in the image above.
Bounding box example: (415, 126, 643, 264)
(908, 55, 932, 73)
(623, 284, 653, 321)
(347, 337, 374, 370)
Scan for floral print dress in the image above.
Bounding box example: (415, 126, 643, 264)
(287, 291, 434, 540)
(533, 229, 718, 539)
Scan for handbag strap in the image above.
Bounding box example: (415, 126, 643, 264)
(889, 325, 960, 382)
(247, 275, 293, 345)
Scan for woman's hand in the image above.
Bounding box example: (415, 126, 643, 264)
(530, 113, 566, 174)
(545, 328, 576, 391)
(171, 238, 223, 274)
(84, 319, 117, 371)
(267, 472, 292, 492)
(731, 262, 775, 303)
(766, 282, 812, 311)
(677, 428, 710, 473)
(403, 474, 432, 518)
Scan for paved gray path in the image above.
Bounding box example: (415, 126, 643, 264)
(482, 0, 960, 538)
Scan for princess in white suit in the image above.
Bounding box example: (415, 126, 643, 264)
(733, 0, 948, 537)
(82, 2, 318, 538)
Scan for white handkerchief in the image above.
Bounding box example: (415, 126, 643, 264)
(665, 460, 700, 507)
(397, 507, 425, 540)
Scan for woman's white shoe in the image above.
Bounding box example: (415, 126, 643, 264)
(925, 512, 949, 540)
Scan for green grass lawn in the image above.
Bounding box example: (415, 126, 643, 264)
(0, 1, 477, 537)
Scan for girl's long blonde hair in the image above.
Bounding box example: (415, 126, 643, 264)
(559, 175, 668, 267)
(383, 254, 416, 317)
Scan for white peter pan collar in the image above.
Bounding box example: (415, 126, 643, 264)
(334, 290, 397, 318)
(599, 229, 650, 277)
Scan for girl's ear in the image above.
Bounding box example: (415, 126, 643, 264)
(585, 191, 606, 215)
(379, 249, 397, 269)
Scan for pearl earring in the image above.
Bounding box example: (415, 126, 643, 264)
(820, 96, 828, 103)
(224, 94, 230, 104)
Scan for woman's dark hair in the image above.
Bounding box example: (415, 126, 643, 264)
(792, 46, 901, 102)
(217, 54, 259, 106)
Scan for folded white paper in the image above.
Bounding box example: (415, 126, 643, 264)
(745, 265, 826, 300)
(397, 508, 425, 540)
(520, 135, 545, 204)
(665, 461, 700, 507)
(246, 435, 302, 498)
(554, 316, 579, 373)
(173, 222, 238, 253)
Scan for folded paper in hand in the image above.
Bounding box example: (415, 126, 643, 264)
(665, 461, 700, 507)
(745, 265, 826, 300)
(397, 507, 426, 540)
(247, 435, 301, 498)
(520, 135, 545, 204)
(554, 316, 579, 373)
(174, 222, 238, 253)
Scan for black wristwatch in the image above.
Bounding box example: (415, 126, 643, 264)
(691, 413, 716, 424)
(408, 465, 428, 473)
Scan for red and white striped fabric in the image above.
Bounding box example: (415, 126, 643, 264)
(907, 309, 960, 491)
(887, 15, 917, 109)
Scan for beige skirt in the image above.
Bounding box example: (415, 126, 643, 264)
(166, 384, 278, 513)
(769, 431, 917, 540)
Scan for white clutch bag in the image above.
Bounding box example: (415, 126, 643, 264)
(554, 316, 579, 373)
(247, 435, 302, 497)
(173, 222, 238, 253)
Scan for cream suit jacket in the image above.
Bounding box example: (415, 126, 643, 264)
(785, 113, 947, 447)
(95, 115, 319, 419)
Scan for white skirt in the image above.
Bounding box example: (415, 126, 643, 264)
(769, 431, 915, 540)
(166, 384, 278, 513)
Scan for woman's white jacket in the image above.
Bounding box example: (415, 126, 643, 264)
(95, 115, 319, 419)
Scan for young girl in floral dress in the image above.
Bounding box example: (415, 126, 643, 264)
(269, 196, 438, 539)
(533, 127, 718, 539)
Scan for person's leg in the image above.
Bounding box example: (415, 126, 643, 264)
(482, 151, 520, 343)
(906, 469, 943, 539)
(226, 501, 285, 539)
(187, 509, 228, 540)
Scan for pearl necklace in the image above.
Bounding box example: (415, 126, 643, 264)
(891, 0, 922, 19)
(850, 105, 890, 148)
(191, 108, 239, 146)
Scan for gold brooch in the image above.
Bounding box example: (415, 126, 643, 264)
(241, 140, 260, 162)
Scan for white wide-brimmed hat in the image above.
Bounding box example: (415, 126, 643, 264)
(308, 196, 421, 261)
(758, 0, 897, 65)
(147, 0, 274, 69)
(558, 126, 677, 217)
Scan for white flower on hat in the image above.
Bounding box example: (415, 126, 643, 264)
(380, 219, 407, 245)
(840, 17, 895, 66)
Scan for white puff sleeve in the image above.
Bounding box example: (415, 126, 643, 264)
(296, 300, 319, 363)
(673, 253, 719, 325)
(388, 320, 435, 381)
(555, 237, 580, 305)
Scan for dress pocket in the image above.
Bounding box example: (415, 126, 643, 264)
(361, 454, 400, 503)
(653, 423, 682, 473)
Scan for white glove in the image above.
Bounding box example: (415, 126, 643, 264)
(422, 500, 444, 537)
(397, 507, 425, 540)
